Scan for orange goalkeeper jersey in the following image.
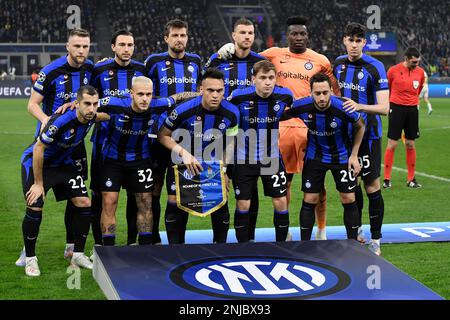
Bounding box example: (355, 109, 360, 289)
(260, 47, 339, 127)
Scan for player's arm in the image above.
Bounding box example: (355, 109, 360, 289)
(158, 126, 203, 176)
(170, 92, 201, 103)
(26, 139, 47, 206)
(27, 90, 49, 127)
(342, 90, 389, 115)
(95, 113, 111, 122)
(349, 117, 365, 176)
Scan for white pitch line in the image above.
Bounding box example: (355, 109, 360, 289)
(422, 126, 450, 131)
(0, 132, 34, 135)
(389, 166, 450, 183)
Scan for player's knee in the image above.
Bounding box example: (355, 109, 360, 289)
(364, 178, 381, 193)
(405, 140, 415, 149)
(102, 193, 119, 210)
(237, 200, 251, 211)
(71, 196, 91, 208)
(272, 196, 287, 211)
(340, 192, 355, 204)
(304, 193, 319, 204)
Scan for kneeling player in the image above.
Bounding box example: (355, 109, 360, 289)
(20, 86, 110, 276)
(227, 60, 293, 242)
(283, 73, 365, 240)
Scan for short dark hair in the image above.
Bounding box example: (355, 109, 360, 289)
(286, 16, 308, 27)
(77, 85, 98, 101)
(234, 18, 254, 30)
(68, 28, 90, 39)
(310, 73, 331, 89)
(253, 60, 276, 76)
(202, 68, 224, 83)
(344, 22, 366, 38)
(405, 47, 420, 58)
(111, 29, 133, 45)
(165, 19, 188, 36)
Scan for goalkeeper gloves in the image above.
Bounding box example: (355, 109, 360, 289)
(217, 43, 235, 60)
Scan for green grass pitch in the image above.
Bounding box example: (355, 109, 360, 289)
(0, 98, 449, 299)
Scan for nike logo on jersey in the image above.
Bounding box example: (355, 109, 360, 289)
(145, 185, 152, 189)
(161, 67, 171, 72)
(348, 185, 356, 191)
(362, 171, 371, 177)
(82, 190, 87, 194)
(59, 80, 69, 85)
(244, 106, 254, 110)
(223, 67, 234, 71)
(118, 118, 130, 123)
(65, 135, 75, 140)
(103, 76, 114, 81)
(280, 189, 287, 193)
(338, 70, 345, 74)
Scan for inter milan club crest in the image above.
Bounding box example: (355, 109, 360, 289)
(197, 116, 201, 121)
(109, 70, 114, 76)
(70, 129, 75, 134)
(358, 71, 364, 80)
(219, 122, 226, 130)
(308, 113, 313, 119)
(64, 74, 69, 80)
(166, 61, 171, 66)
(304, 61, 313, 70)
(188, 65, 195, 73)
(341, 64, 346, 70)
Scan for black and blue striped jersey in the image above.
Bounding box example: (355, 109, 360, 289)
(333, 53, 388, 140)
(101, 96, 174, 162)
(162, 96, 240, 161)
(204, 51, 266, 98)
(144, 52, 202, 97)
(90, 58, 146, 159)
(21, 109, 96, 170)
(287, 96, 361, 165)
(227, 85, 293, 164)
(32, 55, 94, 137)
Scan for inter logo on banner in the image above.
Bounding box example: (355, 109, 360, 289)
(174, 161, 227, 217)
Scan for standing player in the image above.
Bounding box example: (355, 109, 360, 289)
(20, 86, 108, 276)
(333, 23, 389, 255)
(205, 18, 266, 242)
(283, 73, 365, 241)
(99, 77, 174, 246)
(218, 16, 339, 240)
(144, 19, 202, 244)
(419, 70, 433, 115)
(383, 48, 425, 189)
(228, 60, 293, 242)
(158, 69, 239, 244)
(90, 30, 146, 246)
(18, 29, 93, 265)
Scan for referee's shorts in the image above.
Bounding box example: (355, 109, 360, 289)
(387, 103, 420, 140)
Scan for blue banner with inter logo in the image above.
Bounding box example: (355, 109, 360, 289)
(93, 240, 443, 300)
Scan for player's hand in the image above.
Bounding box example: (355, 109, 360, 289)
(348, 154, 361, 177)
(217, 43, 235, 60)
(55, 101, 76, 114)
(26, 184, 44, 206)
(181, 151, 203, 176)
(342, 97, 360, 113)
(39, 116, 51, 133)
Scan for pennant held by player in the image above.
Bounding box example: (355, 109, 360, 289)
(174, 161, 227, 217)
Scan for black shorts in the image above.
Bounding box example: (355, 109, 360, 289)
(71, 141, 88, 180)
(302, 159, 357, 194)
(151, 141, 172, 189)
(357, 139, 381, 183)
(99, 158, 154, 193)
(232, 162, 287, 199)
(22, 164, 88, 208)
(89, 142, 103, 192)
(387, 103, 420, 140)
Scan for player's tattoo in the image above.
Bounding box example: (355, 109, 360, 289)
(107, 224, 116, 234)
(136, 193, 153, 232)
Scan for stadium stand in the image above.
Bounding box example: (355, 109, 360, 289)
(271, 0, 449, 76)
(0, 0, 96, 43)
(105, 0, 221, 63)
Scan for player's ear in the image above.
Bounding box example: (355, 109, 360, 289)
(164, 35, 169, 44)
(251, 75, 256, 84)
(111, 43, 115, 52)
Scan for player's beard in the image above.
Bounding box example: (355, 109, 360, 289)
(170, 43, 186, 54)
(69, 52, 87, 66)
